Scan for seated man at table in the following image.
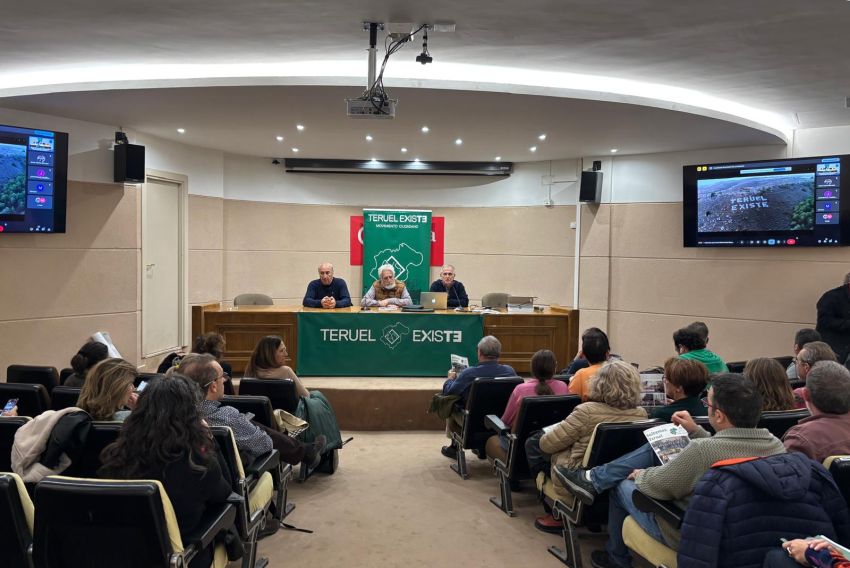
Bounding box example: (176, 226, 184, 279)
(440, 335, 517, 459)
(303, 262, 352, 309)
(429, 264, 469, 308)
(361, 264, 413, 308)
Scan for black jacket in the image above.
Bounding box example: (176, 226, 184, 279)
(816, 284, 850, 362)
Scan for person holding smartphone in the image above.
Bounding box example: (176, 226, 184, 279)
(1, 398, 18, 417)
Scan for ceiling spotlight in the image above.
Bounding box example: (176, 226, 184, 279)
(276, 135, 284, 142)
(292, 148, 299, 153)
(401, 147, 408, 153)
(421, 126, 430, 133)
(176, 128, 186, 134)
(365, 135, 374, 141)
(413, 158, 421, 163)
(415, 28, 433, 65)
(370, 158, 378, 163)
(296, 124, 305, 131)
(538, 134, 547, 141)
(529, 146, 537, 152)
(494, 156, 502, 161)
(455, 138, 463, 145)
(610, 148, 619, 153)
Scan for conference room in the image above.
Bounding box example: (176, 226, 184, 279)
(2, 1, 850, 566)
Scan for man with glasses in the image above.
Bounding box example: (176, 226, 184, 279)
(554, 374, 786, 568)
(303, 262, 352, 309)
(792, 341, 838, 407)
(429, 264, 469, 308)
(176, 354, 325, 468)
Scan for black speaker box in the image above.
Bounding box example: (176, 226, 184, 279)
(579, 170, 602, 203)
(114, 143, 145, 183)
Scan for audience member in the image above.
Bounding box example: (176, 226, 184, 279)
(441, 335, 517, 460)
(526, 360, 647, 533)
(484, 349, 569, 463)
(673, 326, 729, 373)
(568, 328, 611, 401)
(686, 321, 710, 345)
(157, 332, 235, 377)
(360, 264, 413, 308)
(816, 272, 850, 363)
(76, 358, 139, 421)
(783, 361, 850, 462)
(243, 335, 310, 398)
(176, 353, 325, 468)
(792, 341, 838, 408)
(99, 375, 231, 568)
(649, 358, 708, 422)
(744, 357, 795, 411)
(787, 328, 822, 379)
(64, 340, 109, 387)
(555, 374, 786, 568)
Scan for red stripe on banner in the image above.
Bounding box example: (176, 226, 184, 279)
(431, 216, 444, 266)
(350, 215, 444, 266)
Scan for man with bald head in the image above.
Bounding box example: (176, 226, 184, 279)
(302, 262, 352, 308)
(429, 264, 469, 308)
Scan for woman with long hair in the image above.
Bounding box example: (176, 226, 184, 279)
(243, 335, 309, 398)
(76, 358, 138, 421)
(99, 375, 231, 568)
(744, 357, 795, 411)
(65, 340, 109, 388)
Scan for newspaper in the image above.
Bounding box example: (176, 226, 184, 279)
(643, 423, 690, 464)
(813, 535, 850, 561)
(451, 354, 469, 374)
(91, 331, 122, 358)
(640, 373, 667, 408)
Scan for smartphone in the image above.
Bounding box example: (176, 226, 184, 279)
(3, 398, 18, 413)
(136, 381, 148, 393)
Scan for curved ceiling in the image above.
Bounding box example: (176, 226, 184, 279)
(2, 0, 847, 159)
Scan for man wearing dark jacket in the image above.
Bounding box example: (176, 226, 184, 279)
(816, 273, 850, 363)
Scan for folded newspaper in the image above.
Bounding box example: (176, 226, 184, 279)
(640, 373, 667, 408)
(813, 535, 850, 561)
(644, 424, 690, 464)
(451, 354, 469, 374)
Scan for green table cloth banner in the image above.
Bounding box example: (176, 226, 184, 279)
(362, 208, 432, 300)
(296, 312, 484, 376)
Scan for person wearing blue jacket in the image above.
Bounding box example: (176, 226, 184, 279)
(303, 262, 352, 309)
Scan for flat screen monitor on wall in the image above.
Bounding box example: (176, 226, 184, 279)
(0, 124, 68, 234)
(683, 155, 849, 248)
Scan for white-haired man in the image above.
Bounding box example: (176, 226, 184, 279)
(429, 264, 469, 308)
(361, 264, 413, 307)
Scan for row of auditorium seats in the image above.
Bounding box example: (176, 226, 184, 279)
(445, 375, 815, 565)
(0, 416, 292, 568)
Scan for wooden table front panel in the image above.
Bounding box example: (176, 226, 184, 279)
(484, 314, 573, 374)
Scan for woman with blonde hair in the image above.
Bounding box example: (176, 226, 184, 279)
(744, 357, 795, 411)
(76, 358, 139, 421)
(243, 335, 309, 398)
(529, 360, 647, 533)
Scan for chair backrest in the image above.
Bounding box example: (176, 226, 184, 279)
(237, 378, 300, 413)
(0, 473, 33, 568)
(480, 292, 509, 309)
(461, 376, 524, 450)
(209, 426, 246, 487)
(0, 383, 51, 418)
(62, 421, 123, 478)
(50, 386, 81, 411)
(773, 355, 794, 369)
(726, 361, 746, 373)
(33, 476, 180, 568)
(233, 293, 274, 306)
(827, 456, 850, 510)
(59, 368, 74, 386)
(7, 364, 59, 395)
(757, 408, 810, 439)
(507, 395, 582, 480)
(693, 416, 716, 435)
(789, 379, 805, 390)
(220, 395, 276, 429)
(0, 416, 32, 472)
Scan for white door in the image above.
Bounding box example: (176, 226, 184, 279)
(142, 177, 183, 357)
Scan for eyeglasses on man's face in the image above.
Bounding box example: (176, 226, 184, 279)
(203, 373, 230, 389)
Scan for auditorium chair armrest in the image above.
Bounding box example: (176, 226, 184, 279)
(245, 450, 280, 479)
(632, 489, 684, 529)
(183, 502, 237, 551)
(485, 414, 509, 435)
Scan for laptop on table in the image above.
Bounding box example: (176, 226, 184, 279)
(420, 292, 448, 310)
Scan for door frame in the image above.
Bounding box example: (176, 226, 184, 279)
(141, 169, 189, 357)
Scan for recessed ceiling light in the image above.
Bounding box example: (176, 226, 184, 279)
(538, 134, 547, 141)
(296, 124, 305, 131)
(529, 146, 537, 152)
(292, 148, 299, 153)
(494, 156, 502, 161)
(370, 158, 378, 163)
(413, 157, 421, 163)
(455, 138, 463, 145)
(176, 128, 185, 134)
(365, 135, 373, 141)
(276, 135, 284, 142)
(610, 148, 619, 153)
(421, 126, 430, 133)
(401, 147, 408, 153)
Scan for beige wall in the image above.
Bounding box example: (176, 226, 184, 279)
(0, 181, 140, 374)
(577, 201, 850, 368)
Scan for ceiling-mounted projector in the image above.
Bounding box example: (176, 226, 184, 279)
(346, 97, 397, 119)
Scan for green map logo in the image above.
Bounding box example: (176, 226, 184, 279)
(380, 322, 410, 349)
(369, 243, 424, 281)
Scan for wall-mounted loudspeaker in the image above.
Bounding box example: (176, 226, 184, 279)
(579, 170, 602, 203)
(114, 143, 146, 183)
